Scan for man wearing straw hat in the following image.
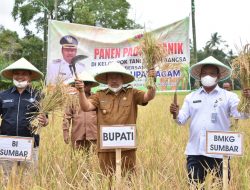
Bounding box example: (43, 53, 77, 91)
(170, 56, 250, 185)
(47, 35, 87, 84)
(74, 61, 156, 175)
(62, 71, 99, 151)
(222, 81, 232, 91)
(0, 57, 48, 176)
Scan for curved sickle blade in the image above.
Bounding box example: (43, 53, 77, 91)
(70, 55, 88, 79)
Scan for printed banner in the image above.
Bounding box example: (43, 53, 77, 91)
(47, 17, 190, 91)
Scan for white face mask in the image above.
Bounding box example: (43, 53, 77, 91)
(201, 75, 217, 87)
(13, 79, 29, 89)
(108, 85, 123, 93)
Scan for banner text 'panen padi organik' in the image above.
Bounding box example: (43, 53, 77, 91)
(47, 17, 190, 92)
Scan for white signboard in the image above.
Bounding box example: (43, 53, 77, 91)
(100, 125, 136, 149)
(206, 131, 243, 156)
(0, 136, 34, 161)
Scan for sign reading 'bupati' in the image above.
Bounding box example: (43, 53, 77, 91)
(100, 125, 136, 149)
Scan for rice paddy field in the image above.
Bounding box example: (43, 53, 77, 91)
(0, 93, 250, 190)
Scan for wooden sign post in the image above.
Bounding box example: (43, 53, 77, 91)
(206, 131, 243, 190)
(223, 156, 229, 190)
(100, 125, 136, 184)
(116, 148, 122, 183)
(0, 136, 34, 161)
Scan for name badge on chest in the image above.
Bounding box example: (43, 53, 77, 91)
(211, 112, 217, 123)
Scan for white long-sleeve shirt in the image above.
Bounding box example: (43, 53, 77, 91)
(46, 58, 86, 85)
(177, 85, 246, 158)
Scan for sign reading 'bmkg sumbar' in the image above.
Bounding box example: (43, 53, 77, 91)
(206, 131, 243, 156)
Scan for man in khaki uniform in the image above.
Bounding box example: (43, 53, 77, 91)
(75, 61, 156, 175)
(63, 71, 99, 151)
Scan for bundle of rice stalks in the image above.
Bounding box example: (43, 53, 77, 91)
(231, 44, 250, 113)
(29, 81, 69, 134)
(139, 32, 168, 88)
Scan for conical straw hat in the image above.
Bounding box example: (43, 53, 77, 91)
(65, 71, 99, 87)
(0, 57, 44, 80)
(94, 61, 134, 84)
(190, 56, 231, 81)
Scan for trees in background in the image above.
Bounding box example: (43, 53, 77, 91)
(0, 26, 22, 63)
(0, 26, 43, 72)
(9, 0, 141, 74)
(12, 0, 139, 35)
(0, 26, 44, 89)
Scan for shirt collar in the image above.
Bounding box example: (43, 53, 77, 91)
(11, 86, 32, 94)
(105, 86, 128, 95)
(63, 58, 70, 64)
(199, 84, 220, 94)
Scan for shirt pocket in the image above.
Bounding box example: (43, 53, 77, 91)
(119, 100, 131, 116)
(190, 101, 202, 111)
(2, 102, 14, 109)
(100, 101, 111, 115)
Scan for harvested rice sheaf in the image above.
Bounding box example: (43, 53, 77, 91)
(231, 44, 250, 113)
(139, 32, 168, 89)
(30, 80, 69, 134)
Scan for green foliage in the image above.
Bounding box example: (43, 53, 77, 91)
(0, 27, 45, 74)
(81, 0, 141, 29)
(0, 80, 12, 90)
(20, 35, 44, 73)
(12, 0, 141, 33)
(0, 27, 22, 61)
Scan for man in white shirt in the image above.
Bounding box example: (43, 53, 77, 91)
(170, 56, 250, 185)
(46, 35, 87, 85)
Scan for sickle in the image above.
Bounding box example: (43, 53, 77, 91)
(69, 55, 88, 79)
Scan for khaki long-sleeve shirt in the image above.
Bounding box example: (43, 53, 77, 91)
(89, 87, 147, 152)
(62, 94, 97, 144)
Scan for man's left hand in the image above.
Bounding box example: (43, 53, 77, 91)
(37, 113, 48, 127)
(243, 88, 250, 98)
(148, 68, 157, 78)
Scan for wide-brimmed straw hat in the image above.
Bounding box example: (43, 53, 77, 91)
(190, 56, 231, 81)
(0, 57, 44, 80)
(65, 71, 99, 87)
(94, 61, 135, 84)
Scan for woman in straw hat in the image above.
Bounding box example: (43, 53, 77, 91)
(170, 56, 250, 186)
(62, 71, 99, 151)
(74, 61, 156, 176)
(0, 57, 48, 176)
